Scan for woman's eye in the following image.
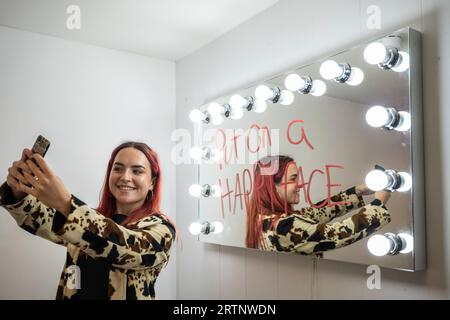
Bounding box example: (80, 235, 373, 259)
(113, 167, 122, 172)
(134, 170, 144, 175)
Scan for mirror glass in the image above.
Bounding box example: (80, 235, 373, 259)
(192, 27, 424, 271)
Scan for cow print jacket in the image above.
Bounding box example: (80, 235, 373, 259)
(260, 187, 391, 255)
(0, 183, 175, 300)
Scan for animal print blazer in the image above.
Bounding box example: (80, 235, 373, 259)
(0, 182, 175, 300)
(260, 187, 391, 255)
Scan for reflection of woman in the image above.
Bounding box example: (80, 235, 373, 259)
(246, 155, 391, 254)
(0, 142, 176, 299)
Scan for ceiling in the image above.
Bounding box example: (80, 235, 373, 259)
(0, 0, 278, 61)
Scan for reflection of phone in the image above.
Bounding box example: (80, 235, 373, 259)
(31, 135, 50, 157)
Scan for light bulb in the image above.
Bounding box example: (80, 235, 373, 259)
(207, 102, 224, 116)
(347, 67, 364, 86)
(211, 114, 224, 125)
(391, 51, 410, 72)
(253, 99, 267, 113)
(189, 184, 202, 197)
(398, 233, 414, 254)
(366, 106, 389, 128)
(397, 172, 412, 192)
(320, 60, 342, 80)
(367, 234, 391, 256)
(255, 85, 274, 101)
(310, 80, 327, 96)
(364, 42, 387, 65)
(189, 109, 205, 123)
(394, 111, 411, 132)
(279, 90, 294, 105)
(189, 146, 203, 160)
(211, 185, 221, 197)
(365, 170, 389, 191)
(229, 94, 247, 109)
(189, 222, 202, 235)
(230, 106, 244, 120)
(211, 221, 224, 234)
(284, 74, 305, 92)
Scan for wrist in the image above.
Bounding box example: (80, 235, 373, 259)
(11, 189, 27, 202)
(56, 194, 72, 217)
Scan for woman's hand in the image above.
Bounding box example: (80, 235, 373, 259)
(374, 190, 391, 205)
(6, 148, 34, 201)
(11, 152, 72, 216)
(355, 183, 374, 196)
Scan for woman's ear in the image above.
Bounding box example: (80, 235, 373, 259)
(149, 178, 156, 191)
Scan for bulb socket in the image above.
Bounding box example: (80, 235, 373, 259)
(334, 63, 352, 83)
(201, 184, 211, 197)
(298, 76, 313, 94)
(378, 47, 401, 70)
(269, 87, 282, 103)
(384, 233, 405, 255)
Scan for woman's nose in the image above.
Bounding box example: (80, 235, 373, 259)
(120, 169, 132, 181)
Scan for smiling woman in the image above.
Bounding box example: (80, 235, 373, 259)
(245, 155, 392, 255)
(0, 141, 176, 300)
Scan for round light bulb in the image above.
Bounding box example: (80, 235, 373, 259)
(320, 60, 342, 80)
(364, 42, 387, 65)
(255, 85, 274, 101)
(310, 80, 327, 96)
(392, 51, 410, 72)
(189, 222, 202, 235)
(398, 233, 414, 254)
(397, 172, 412, 192)
(211, 221, 224, 234)
(253, 99, 267, 113)
(207, 102, 224, 116)
(229, 94, 247, 109)
(394, 111, 411, 132)
(210, 185, 222, 197)
(279, 90, 294, 105)
(284, 74, 305, 92)
(368, 234, 391, 256)
(365, 170, 389, 191)
(189, 109, 205, 123)
(347, 67, 364, 86)
(366, 106, 389, 128)
(189, 184, 202, 197)
(211, 114, 224, 126)
(189, 146, 203, 160)
(230, 106, 244, 120)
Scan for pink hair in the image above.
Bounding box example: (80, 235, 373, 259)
(246, 155, 295, 249)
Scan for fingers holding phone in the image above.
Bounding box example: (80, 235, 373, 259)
(6, 135, 51, 201)
(6, 148, 34, 200)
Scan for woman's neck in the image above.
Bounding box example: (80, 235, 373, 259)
(116, 201, 144, 215)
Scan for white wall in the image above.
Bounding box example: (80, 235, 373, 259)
(176, 0, 450, 299)
(0, 25, 176, 299)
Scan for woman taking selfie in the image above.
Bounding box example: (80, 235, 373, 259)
(0, 141, 176, 300)
(246, 155, 391, 254)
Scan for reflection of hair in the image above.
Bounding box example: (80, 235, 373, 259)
(97, 141, 174, 229)
(246, 155, 294, 249)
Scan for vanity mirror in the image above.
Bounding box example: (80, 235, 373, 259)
(189, 27, 424, 271)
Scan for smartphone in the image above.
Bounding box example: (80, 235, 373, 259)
(19, 135, 50, 186)
(31, 135, 50, 157)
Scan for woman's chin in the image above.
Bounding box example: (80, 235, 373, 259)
(114, 193, 138, 203)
